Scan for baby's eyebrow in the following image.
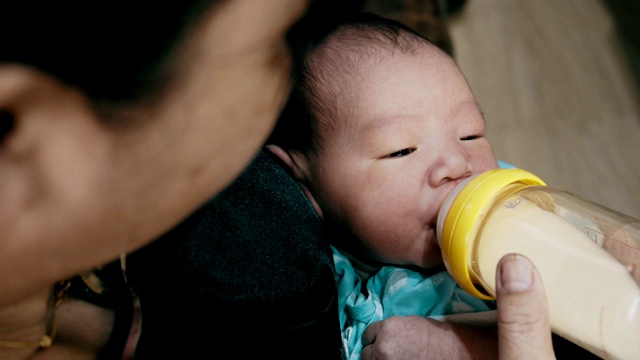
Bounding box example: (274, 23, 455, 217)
(362, 113, 422, 133)
(350, 114, 422, 150)
(455, 100, 486, 122)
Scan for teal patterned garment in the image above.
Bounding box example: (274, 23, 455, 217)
(334, 161, 514, 360)
(333, 246, 494, 360)
(497, 160, 516, 169)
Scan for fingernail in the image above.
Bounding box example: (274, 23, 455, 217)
(500, 254, 533, 292)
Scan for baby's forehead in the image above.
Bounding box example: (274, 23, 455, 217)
(305, 25, 455, 143)
(310, 40, 441, 106)
(311, 29, 443, 88)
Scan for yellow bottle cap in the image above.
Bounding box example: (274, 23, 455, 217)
(438, 169, 546, 299)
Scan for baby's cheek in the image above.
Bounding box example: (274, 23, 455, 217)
(474, 145, 499, 171)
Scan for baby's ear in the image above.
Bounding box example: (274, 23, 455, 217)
(265, 144, 323, 217)
(264, 144, 308, 182)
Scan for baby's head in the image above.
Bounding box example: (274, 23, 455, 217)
(268, 12, 498, 274)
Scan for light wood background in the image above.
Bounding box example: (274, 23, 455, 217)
(446, 0, 640, 218)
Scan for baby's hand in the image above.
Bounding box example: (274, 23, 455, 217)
(361, 315, 497, 360)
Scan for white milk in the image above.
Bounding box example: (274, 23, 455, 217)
(477, 198, 640, 360)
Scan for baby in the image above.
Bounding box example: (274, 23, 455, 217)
(267, 12, 501, 359)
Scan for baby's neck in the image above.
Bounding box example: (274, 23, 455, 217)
(350, 257, 381, 281)
(337, 250, 383, 281)
(341, 249, 447, 281)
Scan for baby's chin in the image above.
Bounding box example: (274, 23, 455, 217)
(416, 252, 446, 272)
(415, 231, 446, 270)
(398, 260, 446, 277)
(390, 248, 446, 275)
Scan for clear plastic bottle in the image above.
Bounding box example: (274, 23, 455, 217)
(436, 168, 640, 360)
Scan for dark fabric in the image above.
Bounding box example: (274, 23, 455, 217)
(552, 334, 602, 360)
(124, 149, 343, 359)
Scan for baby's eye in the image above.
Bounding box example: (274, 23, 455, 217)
(460, 135, 480, 141)
(387, 148, 416, 158)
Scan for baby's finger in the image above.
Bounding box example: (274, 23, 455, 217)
(361, 320, 379, 347)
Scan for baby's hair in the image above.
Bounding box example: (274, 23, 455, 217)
(269, 11, 438, 156)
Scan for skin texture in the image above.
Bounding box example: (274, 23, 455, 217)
(0, 1, 307, 358)
(496, 254, 555, 360)
(0, 2, 557, 359)
(362, 316, 497, 360)
(271, 38, 498, 274)
(269, 21, 560, 360)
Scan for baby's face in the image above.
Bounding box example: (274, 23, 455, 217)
(308, 47, 498, 270)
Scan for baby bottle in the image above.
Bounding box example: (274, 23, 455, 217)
(436, 168, 640, 360)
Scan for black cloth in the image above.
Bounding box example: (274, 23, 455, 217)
(124, 149, 343, 359)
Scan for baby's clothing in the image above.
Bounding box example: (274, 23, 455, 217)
(333, 246, 494, 360)
(334, 160, 513, 359)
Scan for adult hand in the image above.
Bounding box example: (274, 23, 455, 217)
(496, 253, 555, 360)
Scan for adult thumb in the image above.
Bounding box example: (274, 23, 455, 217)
(496, 253, 555, 360)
